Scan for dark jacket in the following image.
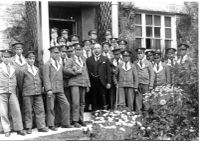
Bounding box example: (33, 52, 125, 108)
(86, 55, 111, 87)
(21, 64, 42, 96)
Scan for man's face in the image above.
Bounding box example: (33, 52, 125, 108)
(93, 44, 102, 56)
(84, 42, 91, 51)
(61, 51, 67, 59)
(146, 53, 154, 62)
(103, 44, 110, 53)
(51, 49, 60, 60)
(71, 37, 79, 45)
(114, 53, 121, 59)
(51, 32, 58, 39)
(105, 34, 112, 40)
(123, 55, 130, 62)
(61, 32, 68, 40)
(26, 56, 35, 66)
(2, 54, 11, 65)
(167, 50, 175, 60)
(119, 44, 126, 50)
(75, 48, 83, 57)
(90, 33, 97, 40)
(15, 45, 23, 56)
(137, 52, 145, 60)
(178, 47, 187, 57)
(154, 55, 161, 63)
(66, 51, 73, 58)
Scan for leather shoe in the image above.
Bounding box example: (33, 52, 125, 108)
(49, 126, 58, 131)
(17, 130, 26, 136)
(61, 125, 73, 128)
(26, 128, 32, 134)
(5, 132, 11, 137)
(79, 121, 87, 127)
(73, 122, 81, 128)
(38, 127, 49, 132)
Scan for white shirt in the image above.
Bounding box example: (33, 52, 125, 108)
(112, 58, 123, 67)
(122, 61, 131, 71)
(74, 55, 83, 68)
(50, 58, 62, 71)
(177, 55, 190, 64)
(153, 62, 164, 73)
(14, 54, 26, 66)
(137, 57, 146, 69)
(27, 64, 37, 76)
(0, 62, 15, 77)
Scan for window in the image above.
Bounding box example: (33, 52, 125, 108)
(134, 13, 174, 51)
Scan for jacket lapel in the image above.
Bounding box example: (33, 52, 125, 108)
(9, 65, 15, 78)
(153, 62, 164, 73)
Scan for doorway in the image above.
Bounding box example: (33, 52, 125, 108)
(49, 18, 76, 36)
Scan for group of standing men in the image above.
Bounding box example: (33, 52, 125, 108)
(0, 28, 193, 137)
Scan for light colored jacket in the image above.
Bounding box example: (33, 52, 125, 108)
(153, 62, 170, 86)
(134, 59, 154, 89)
(0, 62, 17, 94)
(116, 62, 138, 88)
(65, 56, 90, 87)
(43, 59, 64, 93)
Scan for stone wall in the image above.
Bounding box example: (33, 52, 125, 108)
(0, 1, 25, 50)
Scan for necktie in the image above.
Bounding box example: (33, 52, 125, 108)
(6, 65, 10, 74)
(180, 57, 183, 64)
(31, 66, 35, 74)
(157, 63, 159, 71)
(78, 57, 82, 65)
(95, 56, 99, 61)
(55, 60, 58, 68)
(19, 56, 22, 64)
(86, 51, 89, 58)
(125, 62, 127, 70)
(171, 59, 174, 66)
(139, 60, 143, 67)
(117, 60, 119, 66)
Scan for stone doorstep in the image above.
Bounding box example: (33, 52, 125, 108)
(0, 112, 92, 140)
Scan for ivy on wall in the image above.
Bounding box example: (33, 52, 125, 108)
(177, 2, 198, 65)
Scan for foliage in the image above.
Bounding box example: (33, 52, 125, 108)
(142, 85, 198, 140)
(177, 2, 198, 61)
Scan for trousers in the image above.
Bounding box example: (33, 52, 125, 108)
(23, 95, 46, 129)
(0, 93, 23, 132)
(46, 93, 70, 127)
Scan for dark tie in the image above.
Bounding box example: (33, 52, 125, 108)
(117, 60, 119, 66)
(78, 57, 82, 64)
(55, 60, 58, 68)
(6, 65, 10, 74)
(19, 56, 22, 64)
(157, 63, 159, 71)
(171, 59, 174, 66)
(125, 62, 127, 70)
(180, 57, 183, 64)
(140, 60, 143, 67)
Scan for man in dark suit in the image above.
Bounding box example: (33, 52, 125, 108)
(86, 43, 111, 111)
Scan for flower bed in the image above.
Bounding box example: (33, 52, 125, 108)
(85, 85, 198, 140)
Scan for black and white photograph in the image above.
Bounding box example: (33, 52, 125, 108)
(0, 0, 198, 140)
